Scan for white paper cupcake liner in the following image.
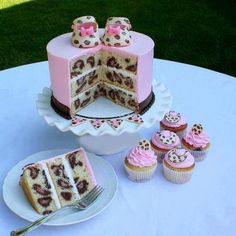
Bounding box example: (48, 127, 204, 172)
(163, 162, 193, 184)
(182, 143, 208, 162)
(124, 164, 157, 182)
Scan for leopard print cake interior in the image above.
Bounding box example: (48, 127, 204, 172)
(70, 50, 138, 115)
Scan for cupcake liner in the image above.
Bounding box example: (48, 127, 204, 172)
(163, 162, 193, 184)
(182, 143, 209, 162)
(124, 164, 157, 182)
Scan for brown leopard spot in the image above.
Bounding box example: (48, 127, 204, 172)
(76, 180, 89, 194)
(114, 35, 120, 40)
(74, 98, 81, 109)
(126, 63, 137, 72)
(38, 197, 52, 207)
(57, 179, 72, 189)
(51, 164, 67, 179)
(84, 40, 90, 45)
(81, 97, 91, 107)
(33, 184, 51, 196)
(87, 56, 95, 67)
(27, 166, 40, 179)
(61, 192, 72, 201)
(74, 59, 85, 70)
(73, 40, 79, 44)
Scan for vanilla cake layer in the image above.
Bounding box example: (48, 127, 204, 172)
(46, 157, 78, 207)
(101, 66, 136, 92)
(20, 148, 97, 214)
(66, 149, 97, 197)
(101, 50, 137, 75)
(70, 52, 101, 78)
(20, 163, 60, 215)
(98, 83, 138, 111)
(71, 85, 99, 114)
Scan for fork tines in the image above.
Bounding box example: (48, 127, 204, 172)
(79, 185, 103, 207)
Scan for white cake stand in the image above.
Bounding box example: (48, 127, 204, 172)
(36, 81, 172, 155)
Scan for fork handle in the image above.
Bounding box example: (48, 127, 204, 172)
(10, 205, 77, 235)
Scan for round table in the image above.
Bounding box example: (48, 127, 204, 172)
(0, 59, 235, 236)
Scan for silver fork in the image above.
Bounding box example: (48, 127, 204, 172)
(11, 185, 103, 236)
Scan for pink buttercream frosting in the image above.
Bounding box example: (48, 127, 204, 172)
(126, 147, 157, 167)
(183, 129, 210, 148)
(161, 111, 187, 128)
(151, 130, 180, 150)
(164, 148, 195, 168)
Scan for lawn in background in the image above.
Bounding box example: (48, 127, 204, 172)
(0, 0, 235, 76)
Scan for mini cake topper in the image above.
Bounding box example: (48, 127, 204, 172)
(164, 111, 181, 123)
(71, 16, 100, 48)
(106, 17, 132, 30)
(192, 124, 203, 135)
(168, 149, 188, 163)
(103, 17, 132, 47)
(159, 130, 177, 145)
(138, 139, 151, 150)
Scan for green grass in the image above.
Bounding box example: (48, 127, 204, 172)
(0, 0, 236, 76)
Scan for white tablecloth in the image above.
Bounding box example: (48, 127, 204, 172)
(0, 59, 236, 236)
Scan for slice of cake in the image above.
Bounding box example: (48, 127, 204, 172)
(65, 148, 97, 197)
(20, 148, 97, 214)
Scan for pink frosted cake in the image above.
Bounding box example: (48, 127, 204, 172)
(47, 16, 155, 119)
(20, 148, 97, 214)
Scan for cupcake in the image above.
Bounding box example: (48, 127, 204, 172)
(160, 111, 188, 138)
(163, 148, 195, 184)
(151, 130, 181, 162)
(182, 124, 210, 161)
(124, 139, 157, 182)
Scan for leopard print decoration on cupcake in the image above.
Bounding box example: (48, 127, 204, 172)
(164, 111, 181, 124)
(103, 17, 132, 47)
(159, 131, 177, 145)
(168, 149, 188, 163)
(71, 16, 101, 48)
(138, 139, 151, 150)
(191, 124, 203, 135)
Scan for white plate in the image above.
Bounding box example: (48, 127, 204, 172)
(36, 81, 172, 136)
(3, 149, 118, 226)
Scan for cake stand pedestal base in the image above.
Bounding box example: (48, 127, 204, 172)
(77, 132, 140, 156)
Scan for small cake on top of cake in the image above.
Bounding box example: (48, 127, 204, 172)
(20, 148, 96, 215)
(47, 16, 155, 119)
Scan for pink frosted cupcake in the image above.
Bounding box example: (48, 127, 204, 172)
(160, 111, 188, 138)
(182, 124, 210, 161)
(163, 148, 195, 184)
(151, 130, 181, 162)
(124, 139, 157, 182)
